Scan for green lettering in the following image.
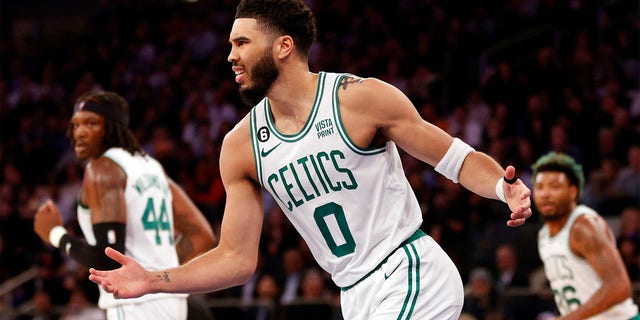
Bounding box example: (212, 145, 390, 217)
(310, 155, 329, 194)
(279, 166, 303, 208)
(290, 163, 315, 202)
(298, 157, 321, 197)
(330, 150, 358, 190)
(267, 174, 292, 211)
(317, 152, 340, 191)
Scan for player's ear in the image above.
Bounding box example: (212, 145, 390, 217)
(569, 185, 578, 202)
(274, 35, 294, 59)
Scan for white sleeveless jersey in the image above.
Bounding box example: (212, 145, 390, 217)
(77, 147, 187, 309)
(537, 204, 638, 319)
(250, 72, 422, 287)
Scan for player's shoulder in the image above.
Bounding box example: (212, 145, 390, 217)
(335, 73, 405, 112)
(569, 206, 615, 257)
(335, 73, 390, 95)
(573, 214, 607, 230)
(85, 152, 127, 183)
(222, 113, 251, 147)
(219, 114, 256, 178)
(570, 207, 609, 241)
(573, 205, 605, 226)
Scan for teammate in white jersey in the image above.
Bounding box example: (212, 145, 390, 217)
(533, 152, 639, 320)
(88, 1, 533, 319)
(34, 90, 216, 320)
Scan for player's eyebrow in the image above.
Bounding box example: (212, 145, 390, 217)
(229, 35, 250, 44)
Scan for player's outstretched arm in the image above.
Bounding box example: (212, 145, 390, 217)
(90, 116, 264, 299)
(455, 154, 531, 227)
(89, 247, 151, 299)
(342, 78, 532, 227)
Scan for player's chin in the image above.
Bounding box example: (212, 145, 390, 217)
(74, 149, 90, 160)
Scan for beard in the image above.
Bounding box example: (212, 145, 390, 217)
(539, 210, 565, 222)
(239, 48, 279, 107)
(536, 201, 573, 222)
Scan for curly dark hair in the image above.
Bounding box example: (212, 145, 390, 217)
(235, 0, 317, 57)
(531, 152, 585, 198)
(67, 90, 144, 156)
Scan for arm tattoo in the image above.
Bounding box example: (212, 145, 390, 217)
(156, 272, 170, 283)
(339, 76, 364, 90)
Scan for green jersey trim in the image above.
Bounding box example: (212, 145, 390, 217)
(102, 152, 127, 174)
(265, 72, 326, 142)
(333, 74, 386, 156)
(250, 107, 264, 185)
(77, 197, 89, 210)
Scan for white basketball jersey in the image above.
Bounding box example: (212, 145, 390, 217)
(250, 72, 422, 287)
(77, 147, 186, 309)
(537, 204, 638, 319)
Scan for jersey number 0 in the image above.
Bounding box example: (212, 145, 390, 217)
(314, 202, 356, 257)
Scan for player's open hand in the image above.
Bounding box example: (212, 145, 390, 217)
(89, 247, 150, 299)
(503, 165, 532, 227)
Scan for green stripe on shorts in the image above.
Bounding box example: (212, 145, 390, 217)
(397, 242, 420, 320)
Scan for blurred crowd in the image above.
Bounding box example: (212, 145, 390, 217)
(1, 0, 638, 319)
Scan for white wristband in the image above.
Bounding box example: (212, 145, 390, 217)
(495, 178, 507, 203)
(49, 226, 68, 248)
(434, 138, 475, 183)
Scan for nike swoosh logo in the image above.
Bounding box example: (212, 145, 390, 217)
(384, 263, 401, 280)
(261, 143, 282, 157)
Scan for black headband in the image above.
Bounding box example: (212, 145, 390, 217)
(74, 99, 129, 126)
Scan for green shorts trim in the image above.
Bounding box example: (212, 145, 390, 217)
(341, 229, 426, 291)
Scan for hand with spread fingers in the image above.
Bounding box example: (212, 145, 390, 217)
(502, 165, 532, 227)
(89, 247, 152, 299)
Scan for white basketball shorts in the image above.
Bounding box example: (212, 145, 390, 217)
(340, 233, 464, 320)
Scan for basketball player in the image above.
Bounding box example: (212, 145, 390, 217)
(88, 1, 533, 319)
(34, 90, 216, 320)
(533, 152, 639, 319)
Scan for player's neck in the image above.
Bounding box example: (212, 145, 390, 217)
(546, 203, 577, 236)
(267, 71, 318, 133)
